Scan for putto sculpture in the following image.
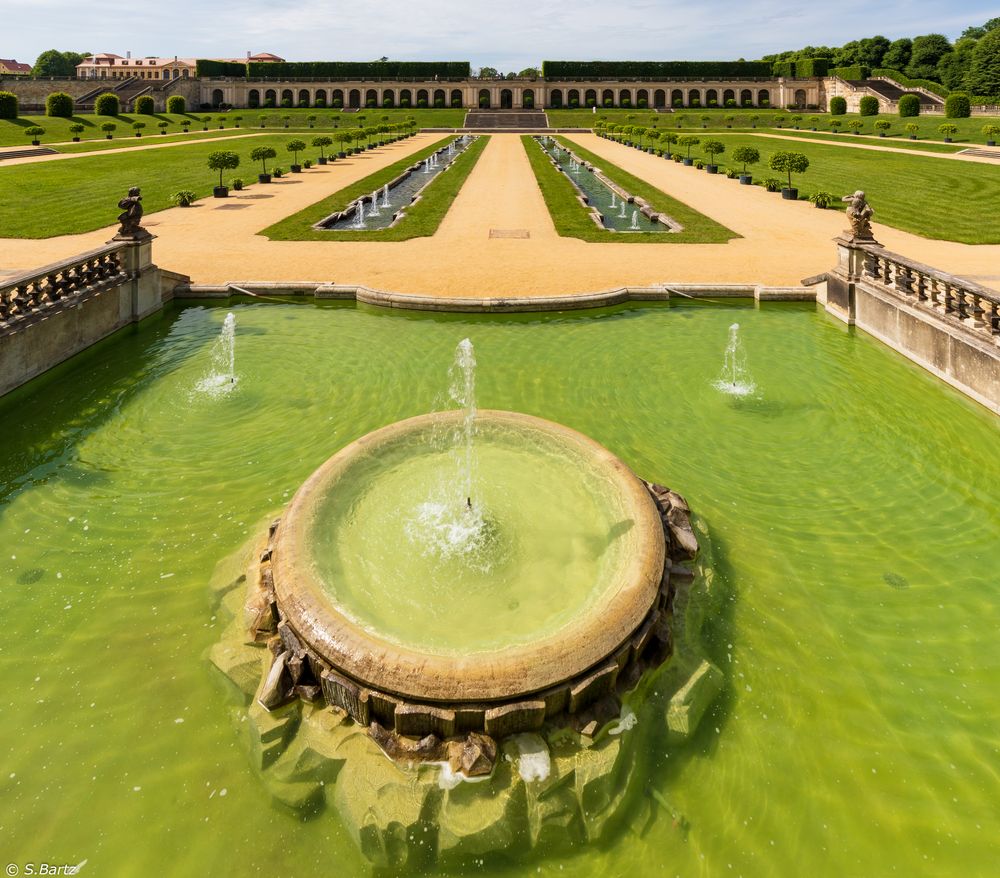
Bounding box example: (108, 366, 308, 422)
(843, 190, 875, 241)
(115, 186, 149, 239)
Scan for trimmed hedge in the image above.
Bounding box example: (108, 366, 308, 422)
(871, 68, 949, 99)
(773, 61, 795, 78)
(859, 95, 879, 116)
(196, 60, 247, 77)
(829, 96, 847, 115)
(246, 61, 470, 78)
(830, 65, 870, 80)
(897, 94, 920, 117)
(166, 95, 186, 114)
(541, 60, 773, 78)
(0, 91, 17, 119)
(135, 95, 154, 115)
(944, 93, 971, 118)
(45, 91, 74, 117)
(95, 93, 120, 116)
(795, 58, 829, 77)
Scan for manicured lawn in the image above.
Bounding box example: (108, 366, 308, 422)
(0, 134, 422, 238)
(524, 135, 737, 244)
(592, 132, 1000, 244)
(0, 108, 465, 148)
(261, 136, 485, 241)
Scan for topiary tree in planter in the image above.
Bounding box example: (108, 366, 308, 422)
(829, 119, 843, 132)
(332, 128, 353, 157)
(897, 94, 920, 117)
(312, 135, 333, 164)
(157, 120, 169, 134)
(200, 115, 211, 131)
(874, 119, 891, 137)
(677, 135, 700, 165)
(0, 91, 18, 120)
(131, 121, 145, 137)
(732, 145, 760, 184)
(982, 124, 1000, 146)
(286, 139, 306, 171)
(181, 119, 191, 133)
(101, 122, 116, 139)
(848, 119, 864, 134)
(166, 95, 186, 114)
(216, 115, 227, 129)
(724, 115, 735, 128)
(859, 95, 879, 116)
(904, 122, 919, 139)
(937, 122, 959, 142)
(944, 93, 971, 118)
(702, 139, 725, 173)
(281, 115, 291, 129)
(68, 123, 85, 142)
(208, 150, 240, 196)
(24, 126, 45, 145)
(700, 114, 710, 128)
(95, 93, 120, 116)
(307, 114, 317, 128)
(46, 92, 74, 118)
(250, 145, 277, 182)
(829, 96, 847, 116)
(135, 95, 154, 115)
(658, 131, 677, 157)
(233, 116, 243, 128)
(767, 150, 809, 199)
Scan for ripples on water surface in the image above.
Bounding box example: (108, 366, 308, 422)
(1, 299, 998, 876)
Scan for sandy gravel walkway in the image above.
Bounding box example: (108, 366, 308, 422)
(1, 133, 997, 295)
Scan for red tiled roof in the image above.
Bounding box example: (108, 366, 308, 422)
(0, 59, 32, 73)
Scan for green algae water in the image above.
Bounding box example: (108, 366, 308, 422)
(1, 299, 998, 876)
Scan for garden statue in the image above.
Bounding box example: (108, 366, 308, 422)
(843, 190, 875, 241)
(115, 186, 149, 239)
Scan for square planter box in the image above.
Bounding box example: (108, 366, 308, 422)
(213, 186, 229, 198)
(781, 188, 798, 200)
(258, 174, 272, 184)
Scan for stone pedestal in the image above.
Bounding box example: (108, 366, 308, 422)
(825, 234, 879, 325)
(114, 233, 164, 323)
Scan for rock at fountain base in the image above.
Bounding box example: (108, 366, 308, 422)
(666, 660, 722, 740)
(447, 732, 497, 777)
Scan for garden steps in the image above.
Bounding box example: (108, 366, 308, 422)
(464, 110, 549, 130)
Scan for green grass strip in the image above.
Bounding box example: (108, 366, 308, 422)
(261, 135, 488, 241)
(525, 135, 736, 243)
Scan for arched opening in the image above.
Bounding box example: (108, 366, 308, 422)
(450, 88, 462, 108)
(794, 88, 807, 107)
(479, 88, 491, 108)
(654, 89, 666, 108)
(706, 88, 718, 107)
(365, 88, 378, 107)
(248, 88, 260, 108)
(349, 89, 361, 108)
(585, 88, 597, 107)
(602, 88, 614, 107)
(416, 88, 429, 107)
(264, 88, 277, 107)
(332, 89, 344, 108)
(740, 88, 753, 107)
(567, 88, 580, 108)
(297, 89, 310, 107)
(636, 88, 649, 108)
(434, 88, 446, 108)
(172, 69, 179, 79)
(400, 88, 412, 108)
(212, 88, 224, 107)
(382, 89, 395, 108)
(757, 89, 770, 107)
(500, 88, 513, 109)
(550, 88, 563, 108)
(618, 88, 632, 107)
(280, 88, 293, 107)
(314, 88, 327, 107)
(522, 88, 535, 109)
(723, 88, 736, 106)
(671, 88, 683, 107)
(688, 89, 701, 107)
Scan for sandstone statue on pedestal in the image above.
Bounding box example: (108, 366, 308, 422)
(843, 190, 875, 242)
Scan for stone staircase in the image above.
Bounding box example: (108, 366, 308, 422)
(463, 110, 550, 130)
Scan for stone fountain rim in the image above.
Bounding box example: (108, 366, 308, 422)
(271, 409, 666, 703)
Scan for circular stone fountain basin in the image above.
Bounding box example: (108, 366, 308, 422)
(272, 411, 666, 709)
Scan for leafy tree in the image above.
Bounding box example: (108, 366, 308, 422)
(882, 38, 912, 71)
(732, 145, 760, 172)
(250, 145, 277, 173)
(677, 135, 700, 157)
(904, 123, 919, 137)
(518, 67, 540, 78)
(32, 49, 85, 77)
(936, 38, 977, 90)
(312, 135, 333, 158)
(285, 139, 306, 164)
(24, 126, 45, 142)
(906, 34, 952, 79)
(100, 122, 116, 138)
(961, 18, 1000, 40)
(767, 151, 809, 189)
(703, 139, 725, 164)
(966, 28, 1000, 95)
(937, 123, 959, 140)
(208, 151, 240, 187)
(477, 66, 500, 79)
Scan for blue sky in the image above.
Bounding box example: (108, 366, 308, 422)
(7, 0, 999, 70)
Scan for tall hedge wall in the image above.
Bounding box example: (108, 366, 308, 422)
(830, 65, 871, 80)
(245, 61, 470, 78)
(541, 60, 774, 79)
(196, 60, 248, 77)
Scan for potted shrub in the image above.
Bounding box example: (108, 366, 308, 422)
(732, 145, 760, 184)
(700, 114, 710, 128)
(808, 115, 820, 130)
(773, 114, 785, 129)
(767, 150, 809, 199)
(231, 178, 244, 191)
(762, 177, 782, 192)
(790, 115, 803, 129)
(101, 122, 116, 139)
(981, 124, 1000, 147)
(281, 115, 291, 129)
(259, 115, 268, 128)
(181, 119, 192, 133)
(24, 126, 45, 146)
(286, 139, 306, 172)
(250, 145, 277, 182)
(724, 115, 735, 128)
(171, 190, 196, 207)
(303, 159, 313, 169)
(829, 119, 843, 133)
(233, 116, 243, 128)
(694, 159, 705, 170)
(725, 168, 740, 179)
(749, 114, 760, 128)
(312, 135, 333, 164)
(215, 115, 227, 130)
(848, 119, 864, 135)
(272, 166, 284, 178)
(200, 115, 211, 131)
(809, 191, 835, 209)
(132, 121, 145, 138)
(69, 123, 84, 142)
(307, 114, 317, 128)
(678, 135, 700, 165)
(658, 131, 677, 158)
(904, 123, 919, 140)
(333, 129, 353, 158)
(703, 139, 725, 173)
(208, 150, 240, 196)
(157, 121, 169, 135)
(938, 123, 958, 143)
(874, 119, 891, 137)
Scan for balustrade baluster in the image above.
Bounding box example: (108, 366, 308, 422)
(915, 273, 927, 302)
(955, 287, 969, 320)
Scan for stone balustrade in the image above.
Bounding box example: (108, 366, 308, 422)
(0, 244, 129, 328)
(859, 244, 1000, 343)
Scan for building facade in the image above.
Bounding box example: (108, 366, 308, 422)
(75, 52, 284, 81)
(0, 59, 32, 76)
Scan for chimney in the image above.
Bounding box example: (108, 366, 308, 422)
(126, 50, 131, 60)
(247, 50, 251, 59)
